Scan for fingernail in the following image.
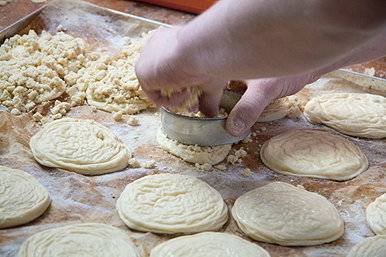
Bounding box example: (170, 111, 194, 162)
(229, 118, 247, 137)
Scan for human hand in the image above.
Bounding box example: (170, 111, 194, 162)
(134, 26, 228, 116)
(135, 26, 317, 133)
(226, 74, 319, 136)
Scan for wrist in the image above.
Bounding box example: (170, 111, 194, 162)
(174, 0, 232, 79)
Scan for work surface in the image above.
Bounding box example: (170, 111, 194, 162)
(1, 0, 386, 256)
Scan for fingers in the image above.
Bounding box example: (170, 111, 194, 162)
(198, 79, 228, 117)
(142, 88, 190, 109)
(226, 93, 269, 137)
(198, 93, 221, 117)
(135, 26, 222, 110)
(134, 26, 187, 94)
(225, 74, 316, 136)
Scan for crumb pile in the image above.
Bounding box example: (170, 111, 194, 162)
(0, 30, 87, 115)
(0, 29, 155, 121)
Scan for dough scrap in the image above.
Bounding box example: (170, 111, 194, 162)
(346, 235, 386, 257)
(69, 31, 155, 114)
(303, 93, 386, 138)
(81, 56, 154, 114)
(0, 28, 157, 117)
(260, 129, 368, 181)
(0, 165, 51, 229)
(116, 173, 228, 234)
(150, 232, 270, 257)
(366, 193, 386, 235)
(18, 223, 140, 257)
(231, 182, 344, 246)
(29, 118, 131, 175)
(156, 128, 231, 165)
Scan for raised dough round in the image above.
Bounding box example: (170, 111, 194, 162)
(346, 235, 386, 257)
(366, 193, 386, 235)
(29, 118, 132, 175)
(156, 128, 231, 165)
(150, 232, 270, 257)
(116, 173, 228, 234)
(260, 129, 368, 181)
(18, 223, 140, 257)
(0, 165, 51, 229)
(231, 182, 344, 246)
(303, 93, 386, 138)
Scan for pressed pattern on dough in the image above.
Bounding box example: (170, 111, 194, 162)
(303, 93, 386, 138)
(0, 165, 51, 229)
(18, 223, 141, 257)
(29, 118, 132, 175)
(231, 182, 344, 246)
(260, 129, 368, 181)
(116, 173, 228, 234)
(150, 232, 271, 257)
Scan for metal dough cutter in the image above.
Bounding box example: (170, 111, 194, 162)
(161, 89, 250, 146)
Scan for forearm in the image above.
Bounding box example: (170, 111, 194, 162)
(310, 30, 386, 79)
(176, 0, 386, 79)
(252, 30, 386, 109)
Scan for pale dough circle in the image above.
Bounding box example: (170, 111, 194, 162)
(0, 165, 51, 229)
(260, 129, 368, 181)
(17, 223, 140, 257)
(150, 232, 270, 257)
(231, 182, 344, 246)
(116, 173, 228, 234)
(303, 93, 386, 138)
(156, 128, 231, 165)
(29, 118, 132, 175)
(346, 235, 386, 257)
(366, 193, 386, 235)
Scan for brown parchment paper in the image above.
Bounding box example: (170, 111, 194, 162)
(1, 0, 386, 256)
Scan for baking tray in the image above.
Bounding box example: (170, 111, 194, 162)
(332, 69, 386, 95)
(1, 0, 386, 256)
(134, 0, 217, 14)
(0, 3, 48, 44)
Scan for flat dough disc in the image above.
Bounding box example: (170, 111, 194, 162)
(29, 118, 132, 175)
(18, 223, 140, 257)
(366, 193, 386, 235)
(260, 129, 368, 181)
(150, 232, 271, 257)
(116, 173, 228, 234)
(303, 93, 386, 138)
(156, 128, 231, 165)
(346, 235, 386, 257)
(0, 165, 51, 229)
(231, 182, 344, 246)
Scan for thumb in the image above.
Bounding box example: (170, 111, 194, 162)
(226, 74, 317, 136)
(226, 80, 276, 136)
